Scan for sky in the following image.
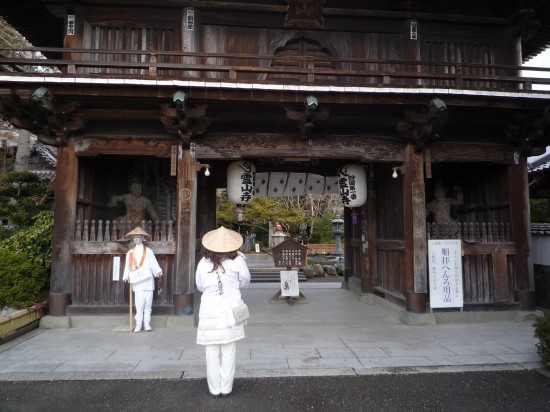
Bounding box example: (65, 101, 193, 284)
(525, 49, 550, 161)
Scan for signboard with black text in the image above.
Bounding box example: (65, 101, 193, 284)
(428, 239, 463, 308)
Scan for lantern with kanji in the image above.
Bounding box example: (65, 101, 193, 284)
(337, 164, 367, 208)
(227, 160, 256, 204)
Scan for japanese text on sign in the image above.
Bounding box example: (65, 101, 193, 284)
(275, 249, 305, 267)
(239, 161, 255, 203)
(186, 9, 195, 30)
(338, 167, 358, 206)
(67, 15, 75, 36)
(428, 239, 463, 308)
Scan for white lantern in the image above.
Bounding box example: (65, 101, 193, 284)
(337, 164, 367, 208)
(227, 160, 256, 204)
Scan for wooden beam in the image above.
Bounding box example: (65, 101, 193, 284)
(74, 138, 177, 157)
(195, 134, 406, 162)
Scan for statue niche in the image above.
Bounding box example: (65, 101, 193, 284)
(108, 180, 159, 230)
(426, 181, 464, 225)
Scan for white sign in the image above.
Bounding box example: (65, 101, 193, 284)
(67, 15, 75, 36)
(280, 270, 299, 297)
(112, 256, 120, 281)
(428, 239, 463, 308)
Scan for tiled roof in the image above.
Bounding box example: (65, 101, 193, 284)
(31, 170, 56, 181)
(528, 152, 550, 173)
(33, 143, 57, 168)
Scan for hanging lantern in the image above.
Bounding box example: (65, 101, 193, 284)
(337, 164, 367, 208)
(227, 160, 256, 205)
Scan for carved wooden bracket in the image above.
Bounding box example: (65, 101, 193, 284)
(285, 106, 330, 139)
(506, 106, 550, 156)
(160, 102, 210, 144)
(0, 90, 84, 146)
(396, 100, 449, 152)
(509, 9, 540, 40)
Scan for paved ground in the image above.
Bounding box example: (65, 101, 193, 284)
(1, 371, 549, 411)
(0, 284, 544, 380)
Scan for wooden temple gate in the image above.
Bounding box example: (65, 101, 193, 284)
(1, 1, 549, 317)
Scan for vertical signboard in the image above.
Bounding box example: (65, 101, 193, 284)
(428, 239, 463, 308)
(112, 256, 121, 281)
(280, 270, 300, 297)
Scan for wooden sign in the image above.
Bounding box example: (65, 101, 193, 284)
(170, 145, 178, 176)
(271, 238, 307, 268)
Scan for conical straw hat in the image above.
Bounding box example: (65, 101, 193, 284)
(125, 226, 151, 239)
(201, 226, 243, 253)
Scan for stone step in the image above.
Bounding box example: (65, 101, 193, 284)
(250, 270, 307, 283)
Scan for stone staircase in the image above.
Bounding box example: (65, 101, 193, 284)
(245, 253, 307, 283)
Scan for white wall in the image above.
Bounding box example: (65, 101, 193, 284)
(532, 235, 550, 266)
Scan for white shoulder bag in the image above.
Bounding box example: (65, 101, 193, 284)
(216, 267, 249, 323)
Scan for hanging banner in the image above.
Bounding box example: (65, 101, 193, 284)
(227, 160, 256, 204)
(337, 164, 367, 208)
(428, 239, 463, 308)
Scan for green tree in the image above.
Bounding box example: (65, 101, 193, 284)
(310, 212, 339, 244)
(216, 190, 344, 246)
(530, 198, 550, 223)
(0, 170, 53, 228)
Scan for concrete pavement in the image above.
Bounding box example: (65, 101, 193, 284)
(0, 282, 544, 381)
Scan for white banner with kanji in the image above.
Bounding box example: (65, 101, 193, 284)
(428, 239, 463, 308)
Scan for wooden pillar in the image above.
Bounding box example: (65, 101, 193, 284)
(402, 145, 428, 313)
(173, 145, 198, 315)
(193, 169, 217, 325)
(343, 207, 352, 282)
(49, 141, 78, 315)
(364, 168, 377, 293)
(508, 157, 535, 309)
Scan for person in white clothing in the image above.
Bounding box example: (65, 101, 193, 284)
(122, 227, 163, 333)
(196, 226, 251, 398)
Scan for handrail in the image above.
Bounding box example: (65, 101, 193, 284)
(1, 46, 550, 91)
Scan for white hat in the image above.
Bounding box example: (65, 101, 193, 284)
(201, 226, 243, 253)
(125, 226, 151, 239)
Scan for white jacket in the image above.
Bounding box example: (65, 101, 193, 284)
(195, 255, 250, 345)
(122, 245, 162, 291)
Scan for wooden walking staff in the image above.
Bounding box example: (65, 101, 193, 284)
(129, 283, 133, 332)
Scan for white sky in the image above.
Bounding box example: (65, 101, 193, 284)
(524, 49, 550, 161)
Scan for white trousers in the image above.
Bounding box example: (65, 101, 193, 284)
(205, 342, 237, 395)
(134, 289, 153, 326)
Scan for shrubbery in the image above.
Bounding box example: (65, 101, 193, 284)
(534, 313, 550, 367)
(0, 250, 45, 308)
(0, 210, 53, 309)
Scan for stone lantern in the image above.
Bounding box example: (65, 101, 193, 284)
(331, 214, 344, 255)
